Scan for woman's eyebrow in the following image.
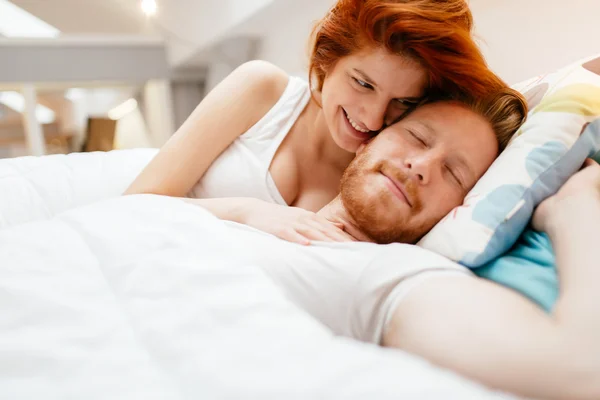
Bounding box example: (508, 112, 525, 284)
(352, 68, 377, 87)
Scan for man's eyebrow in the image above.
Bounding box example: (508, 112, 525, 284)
(414, 120, 475, 183)
(445, 149, 476, 186)
(453, 154, 474, 182)
(411, 121, 436, 140)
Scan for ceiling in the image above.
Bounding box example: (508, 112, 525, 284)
(4, 0, 277, 69)
(8, 0, 151, 35)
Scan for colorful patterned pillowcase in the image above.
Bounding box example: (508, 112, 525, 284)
(418, 55, 600, 268)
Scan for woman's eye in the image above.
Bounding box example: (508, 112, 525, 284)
(353, 77, 373, 89)
(395, 99, 419, 108)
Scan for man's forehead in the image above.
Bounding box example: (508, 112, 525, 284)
(389, 102, 491, 182)
(400, 102, 482, 134)
(408, 101, 464, 121)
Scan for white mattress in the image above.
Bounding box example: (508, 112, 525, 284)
(0, 150, 516, 399)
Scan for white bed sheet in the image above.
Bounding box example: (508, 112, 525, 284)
(0, 149, 157, 229)
(0, 193, 515, 399)
(0, 150, 517, 398)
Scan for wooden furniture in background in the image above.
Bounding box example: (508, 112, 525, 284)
(82, 117, 116, 152)
(0, 120, 74, 155)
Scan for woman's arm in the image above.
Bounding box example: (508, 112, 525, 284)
(182, 197, 355, 244)
(383, 160, 600, 400)
(126, 61, 355, 244)
(124, 60, 289, 197)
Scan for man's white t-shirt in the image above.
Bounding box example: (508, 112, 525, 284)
(221, 220, 471, 344)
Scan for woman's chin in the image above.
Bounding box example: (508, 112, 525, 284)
(333, 130, 362, 154)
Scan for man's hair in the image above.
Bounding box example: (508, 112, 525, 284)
(461, 88, 528, 152)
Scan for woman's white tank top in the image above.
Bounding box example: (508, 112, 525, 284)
(189, 76, 311, 204)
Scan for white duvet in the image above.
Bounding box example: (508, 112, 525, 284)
(0, 149, 157, 229)
(0, 151, 515, 399)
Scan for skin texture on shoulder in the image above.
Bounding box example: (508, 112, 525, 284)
(125, 60, 289, 197)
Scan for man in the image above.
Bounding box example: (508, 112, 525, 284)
(3, 99, 598, 400)
(217, 98, 600, 400)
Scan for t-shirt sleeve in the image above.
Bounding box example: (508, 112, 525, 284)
(349, 245, 471, 344)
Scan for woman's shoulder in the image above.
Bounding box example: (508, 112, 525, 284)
(230, 60, 292, 108)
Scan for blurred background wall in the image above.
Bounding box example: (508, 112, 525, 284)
(0, 0, 598, 158)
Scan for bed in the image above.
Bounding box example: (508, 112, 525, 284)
(0, 149, 515, 399)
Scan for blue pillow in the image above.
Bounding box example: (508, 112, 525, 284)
(475, 228, 557, 312)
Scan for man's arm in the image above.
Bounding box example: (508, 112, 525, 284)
(383, 275, 599, 400)
(384, 163, 600, 400)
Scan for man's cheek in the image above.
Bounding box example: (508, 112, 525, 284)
(364, 180, 383, 199)
(378, 191, 401, 217)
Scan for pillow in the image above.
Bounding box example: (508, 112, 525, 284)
(418, 55, 600, 268)
(475, 121, 600, 312)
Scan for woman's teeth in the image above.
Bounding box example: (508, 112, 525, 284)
(345, 112, 369, 133)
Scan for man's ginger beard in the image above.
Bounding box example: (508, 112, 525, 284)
(339, 147, 429, 244)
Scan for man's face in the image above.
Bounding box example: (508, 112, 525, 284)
(340, 101, 498, 244)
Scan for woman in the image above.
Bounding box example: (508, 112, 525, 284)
(126, 0, 526, 244)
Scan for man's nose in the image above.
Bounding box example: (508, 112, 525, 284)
(405, 152, 441, 185)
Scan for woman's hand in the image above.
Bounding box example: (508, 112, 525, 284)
(532, 158, 600, 234)
(239, 199, 356, 245)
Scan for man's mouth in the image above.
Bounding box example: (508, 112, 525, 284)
(381, 171, 413, 207)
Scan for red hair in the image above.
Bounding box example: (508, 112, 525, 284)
(309, 0, 512, 100)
